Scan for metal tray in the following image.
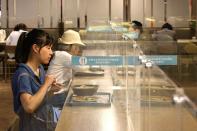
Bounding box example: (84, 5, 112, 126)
(67, 92, 111, 106)
(74, 70, 104, 76)
(141, 95, 173, 106)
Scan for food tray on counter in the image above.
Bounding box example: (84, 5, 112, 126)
(116, 66, 135, 76)
(116, 70, 135, 76)
(141, 95, 173, 106)
(74, 70, 105, 76)
(67, 92, 111, 106)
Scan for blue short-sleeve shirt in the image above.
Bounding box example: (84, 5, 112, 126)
(11, 63, 46, 113)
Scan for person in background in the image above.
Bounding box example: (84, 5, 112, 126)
(6, 23, 27, 58)
(129, 20, 143, 34)
(6, 23, 27, 46)
(122, 20, 143, 40)
(152, 22, 176, 41)
(47, 29, 85, 108)
(12, 29, 61, 131)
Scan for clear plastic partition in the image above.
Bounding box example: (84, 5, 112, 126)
(0, 0, 196, 130)
(137, 39, 197, 131)
(55, 36, 197, 131)
(81, 20, 128, 40)
(55, 39, 139, 131)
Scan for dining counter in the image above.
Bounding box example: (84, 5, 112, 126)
(55, 67, 132, 131)
(55, 41, 197, 131)
(55, 65, 197, 131)
(177, 39, 197, 44)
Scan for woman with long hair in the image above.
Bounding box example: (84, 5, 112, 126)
(12, 29, 60, 131)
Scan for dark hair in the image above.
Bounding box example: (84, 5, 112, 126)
(131, 20, 143, 33)
(162, 23, 173, 30)
(14, 23, 27, 31)
(15, 28, 54, 63)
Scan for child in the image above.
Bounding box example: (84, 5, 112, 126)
(12, 29, 61, 131)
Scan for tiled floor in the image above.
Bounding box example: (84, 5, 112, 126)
(0, 79, 18, 131)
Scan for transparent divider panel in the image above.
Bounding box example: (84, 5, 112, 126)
(81, 20, 128, 40)
(56, 25, 197, 131)
(56, 38, 197, 131)
(54, 39, 138, 131)
(137, 40, 197, 131)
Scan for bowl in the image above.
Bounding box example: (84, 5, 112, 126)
(72, 84, 99, 96)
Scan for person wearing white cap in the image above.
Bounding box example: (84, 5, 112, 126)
(47, 29, 85, 108)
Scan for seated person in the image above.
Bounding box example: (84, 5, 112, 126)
(122, 20, 143, 40)
(47, 30, 85, 108)
(152, 22, 176, 41)
(6, 23, 27, 58)
(128, 20, 143, 33)
(6, 23, 27, 46)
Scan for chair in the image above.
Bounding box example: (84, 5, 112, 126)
(0, 43, 6, 52)
(178, 43, 197, 78)
(156, 41, 177, 55)
(0, 44, 6, 62)
(152, 34, 174, 41)
(4, 45, 16, 81)
(0, 43, 6, 79)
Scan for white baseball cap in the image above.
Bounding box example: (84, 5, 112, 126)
(58, 30, 85, 46)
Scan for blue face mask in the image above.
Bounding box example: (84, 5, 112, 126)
(122, 32, 139, 40)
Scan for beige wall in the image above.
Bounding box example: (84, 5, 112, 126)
(0, 0, 191, 28)
(140, 0, 189, 27)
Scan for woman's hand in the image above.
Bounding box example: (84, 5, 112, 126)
(44, 75, 56, 88)
(47, 83, 64, 96)
(51, 83, 63, 92)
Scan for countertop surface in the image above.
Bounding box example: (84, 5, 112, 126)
(55, 66, 197, 131)
(55, 44, 197, 131)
